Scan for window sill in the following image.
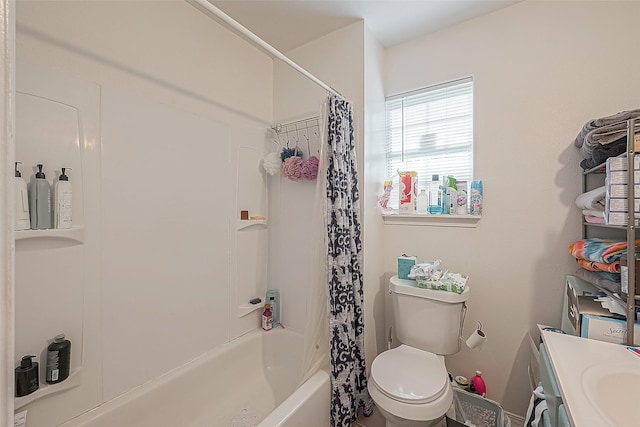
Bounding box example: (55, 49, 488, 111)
(381, 212, 481, 228)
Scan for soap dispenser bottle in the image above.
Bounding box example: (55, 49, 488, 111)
(29, 163, 51, 230)
(15, 355, 39, 397)
(14, 162, 30, 231)
(54, 167, 73, 229)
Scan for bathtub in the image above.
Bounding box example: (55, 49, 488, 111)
(60, 329, 330, 427)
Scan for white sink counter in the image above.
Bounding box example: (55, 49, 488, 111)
(541, 330, 640, 426)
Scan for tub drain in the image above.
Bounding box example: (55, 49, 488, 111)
(229, 407, 258, 427)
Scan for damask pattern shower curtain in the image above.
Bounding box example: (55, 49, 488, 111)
(325, 95, 372, 426)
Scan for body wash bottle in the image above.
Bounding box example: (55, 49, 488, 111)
(15, 355, 39, 397)
(14, 162, 30, 231)
(29, 163, 51, 230)
(54, 168, 73, 229)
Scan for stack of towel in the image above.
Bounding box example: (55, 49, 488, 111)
(575, 185, 606, 223)
(568, 238, 640, 293)
(574, 109, 640, 170)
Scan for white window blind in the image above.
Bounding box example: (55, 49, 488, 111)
(385, 77, 473, 209)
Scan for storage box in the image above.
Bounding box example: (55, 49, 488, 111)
(607, 170, 640, 184)
(607, 183, 640, 198)
(606, 197, 640, 212)
(580, 314, 640, 345)
(604, 211, 640, 226)
(567, 291, 614, 334)
(397, 255, 416, 280)
(606, 156, 640, 171)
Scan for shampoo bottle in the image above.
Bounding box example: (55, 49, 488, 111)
(15, 355, 39, 397)
(54, 168, 73, 229)
(29, 163, 51, 230)
(14, 162, 30, 231)
(46, 334, 71, 384)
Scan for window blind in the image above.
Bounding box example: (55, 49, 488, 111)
(385, 77, 474, 209)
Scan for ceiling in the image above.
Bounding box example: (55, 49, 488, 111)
(208, 0, 522, 52)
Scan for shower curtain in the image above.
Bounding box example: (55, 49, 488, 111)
(324, 95, 372, 426)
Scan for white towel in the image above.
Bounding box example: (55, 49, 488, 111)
(524, 385, 547, 427)
(575, 186, 606, 210)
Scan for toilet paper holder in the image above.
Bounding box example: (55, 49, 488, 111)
(466, 321, 487, 349)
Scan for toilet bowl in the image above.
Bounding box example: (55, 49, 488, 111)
(368, 345, 453, 427)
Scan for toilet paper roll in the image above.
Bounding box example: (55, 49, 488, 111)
(466, 329, 487, 349)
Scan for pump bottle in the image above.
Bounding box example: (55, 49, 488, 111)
(29, 163, 51, 229)
(14, 162, 30, 231)
(15, 355, 39, 397)
(54, 167, 73, 229)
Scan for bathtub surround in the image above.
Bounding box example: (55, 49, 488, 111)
(325, 96, 373, 426)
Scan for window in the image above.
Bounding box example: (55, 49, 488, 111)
(385, 77, 473, 209)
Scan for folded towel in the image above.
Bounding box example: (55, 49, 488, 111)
(569, 238, 640, 264)
(573, 268, 621, 293)
(580, 136, 627, 170)
(581, 123, 639, 159)
(584, 215, 605, 224)
(577, 258, 621, 273)
(574, 109, 640, 148)
(575, 186, 606, 210)
(582, 209, 605, 218)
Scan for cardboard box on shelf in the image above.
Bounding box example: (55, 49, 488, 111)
(580, 314, 640, 345)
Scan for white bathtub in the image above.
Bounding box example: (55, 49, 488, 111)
(60, 329, 330, 427)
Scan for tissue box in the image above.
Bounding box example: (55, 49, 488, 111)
(580, 314, 640, 344)
(397, 255, 417, 280)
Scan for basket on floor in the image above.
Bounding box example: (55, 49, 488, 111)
(446, 387, 511, 427)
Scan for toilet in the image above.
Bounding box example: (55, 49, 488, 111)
(368, 275, 470, 427)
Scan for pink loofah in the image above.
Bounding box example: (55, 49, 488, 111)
(300, 155, 319, 180)
(283, 156, 303, 181)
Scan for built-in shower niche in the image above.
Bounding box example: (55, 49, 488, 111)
(232, 145, 268, 321)
(13, 65, 98, 410)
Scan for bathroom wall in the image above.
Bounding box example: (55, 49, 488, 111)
(382, 0, 640, 416)
(16, 1, 272, 425)
(270, 21, 368, 334)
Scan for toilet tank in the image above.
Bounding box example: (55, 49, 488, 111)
(390, 275, 470, 355)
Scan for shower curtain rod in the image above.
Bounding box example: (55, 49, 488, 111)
(191, 0, 346, 100)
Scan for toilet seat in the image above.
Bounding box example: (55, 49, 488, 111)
(370, 345, 448, 404)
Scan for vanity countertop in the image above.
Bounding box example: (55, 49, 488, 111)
(541, 329, 640, 426)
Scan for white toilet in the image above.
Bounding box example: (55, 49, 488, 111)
(368, 276, 470, 427)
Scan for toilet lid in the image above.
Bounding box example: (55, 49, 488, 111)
(371, 345, 448, 404)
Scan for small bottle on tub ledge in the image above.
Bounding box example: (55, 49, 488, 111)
(262, 304, 273, 331)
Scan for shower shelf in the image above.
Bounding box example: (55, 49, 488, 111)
(15, 226, 85, 244)
(237, 303, 264, 318)
(15, 367, 82, 410)
(236, 219, 267, 230)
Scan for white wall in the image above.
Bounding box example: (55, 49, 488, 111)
(382, 0, 640, 416)
(270, 21, 366, 334)
(362, 26, 388, 362)
(16, 1, 272, 425)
